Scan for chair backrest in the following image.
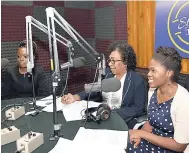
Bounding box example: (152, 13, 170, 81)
(140, 74, 149, 113)
(177, 73, 189, 88)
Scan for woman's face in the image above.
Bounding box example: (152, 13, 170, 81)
(147, 59, 171, 88)
(17, 47, 28, 68)
(108, 50, 126, 75)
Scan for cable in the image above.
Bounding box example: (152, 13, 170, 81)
(1, 100, 33, 112)
(15, 145, 25, 153)
(83, 64, 98, 127)
(1, 117, 10, 123)
(1, 118, 12, 131)
(59, 64, 70, 98)
(1, 100, 33, 131)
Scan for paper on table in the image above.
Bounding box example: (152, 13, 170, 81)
(49, 137, 126, 153)
(74, 127, 128, 149)
(25, 110, 37, 116)
(48, 138, 73, 153)
(34, 95, 53, 107)
(42, 97, 63, 112)
(62, 100, 101, 121)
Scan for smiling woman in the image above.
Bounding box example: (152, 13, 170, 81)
(127, 46, 189, 153)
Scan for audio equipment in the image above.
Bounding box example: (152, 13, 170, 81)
(5, 106, 25, 120)
(1, 126, 20, 146)
(16, 131, 44, 153)
(84, 103, 111, 124)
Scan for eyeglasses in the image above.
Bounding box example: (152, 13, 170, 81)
(107, 59, 122, 64)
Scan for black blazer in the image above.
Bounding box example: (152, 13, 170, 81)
(1, 65, 50, 99)
(78, 68, 147, 120)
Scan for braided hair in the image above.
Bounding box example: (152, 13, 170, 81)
(153, 46, 182, 81)
(108, 41, 137, 71)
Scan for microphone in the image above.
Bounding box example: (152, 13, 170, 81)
(60, 57, 86, 70)
(1, 58, 9, 70)
(102, 77, 121, 92)
(84, 77, 121, 93)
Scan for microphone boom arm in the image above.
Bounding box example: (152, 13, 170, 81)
(26, 15, 74, 139)
(46, 7, 98, 58)
(26, 16, 73, 74)
(45, 8, 107, 129)
(45, 7, 106, 83)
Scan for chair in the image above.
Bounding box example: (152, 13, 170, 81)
(126, 73, 149, 129)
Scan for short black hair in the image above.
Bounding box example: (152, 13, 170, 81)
(153, 46, 182, 81)
(19, 40, 37, 56)
(108, 41, 137, 71)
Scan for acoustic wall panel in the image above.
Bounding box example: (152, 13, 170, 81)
(65, 38, 96, 67)
(95, 1, 114, 8)
(67, 66, 95, 94)
(95, 39, 114, 60)
(64, 1, 94, 9)
(64, 8, 95, 38)
(95, 7, 114, 39)
(1, 41, 21, 66)
(33, 6, 65, 41)
(114, 5, 127, 40)
(33, 40, 67, 71)
(1, 1, 33, 6)
(33, 1, 64, 7)
(1, 6, 33, 42)
(113, 1, 126, 6)
(33, 40, 51, 71)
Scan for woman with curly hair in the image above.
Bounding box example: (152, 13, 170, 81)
(61, 41, 147, 128)
(2, 40, 50, 99)
(128, 46, 189, 153)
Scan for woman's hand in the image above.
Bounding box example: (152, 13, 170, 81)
(132, 138, 141, 148)
(142, 121, 153, 133)
(61, 93, 80, 104)
(129, 130, 146, 148)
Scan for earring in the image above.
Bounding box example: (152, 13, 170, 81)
(168, 79, 171, 86)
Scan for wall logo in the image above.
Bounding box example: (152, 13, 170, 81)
(168, 0, 189, 54)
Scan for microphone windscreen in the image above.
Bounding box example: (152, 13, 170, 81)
(101, 78, 121, 92)
(1, 58, 9, 70)
(73, 57, 86, 68)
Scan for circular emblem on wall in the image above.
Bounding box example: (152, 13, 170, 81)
(167, 1, 189, 54)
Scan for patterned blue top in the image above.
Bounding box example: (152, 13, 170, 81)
(127, 90, 182, 153)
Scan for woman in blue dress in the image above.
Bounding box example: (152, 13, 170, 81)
(127, 46, 189, 153)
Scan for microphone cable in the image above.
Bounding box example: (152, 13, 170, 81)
(1, 100, 33, 112)
(83, 64, 98, 127)
(59, 64, 70, 98)
(1, 100, 33, 131)
(1, 117, 12, 131)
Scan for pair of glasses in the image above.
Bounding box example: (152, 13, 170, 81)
(107, 59, 122, 64)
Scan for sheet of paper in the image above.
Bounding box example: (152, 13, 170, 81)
(49, 137, 126, 153)
(48, 138, 73, 153)
(35, 95, 53, 107)
(25, 110, 36, 116)
(42, 97, 63, 112)
(74, 127, 128, 149)
(62, 100, 101, 121)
